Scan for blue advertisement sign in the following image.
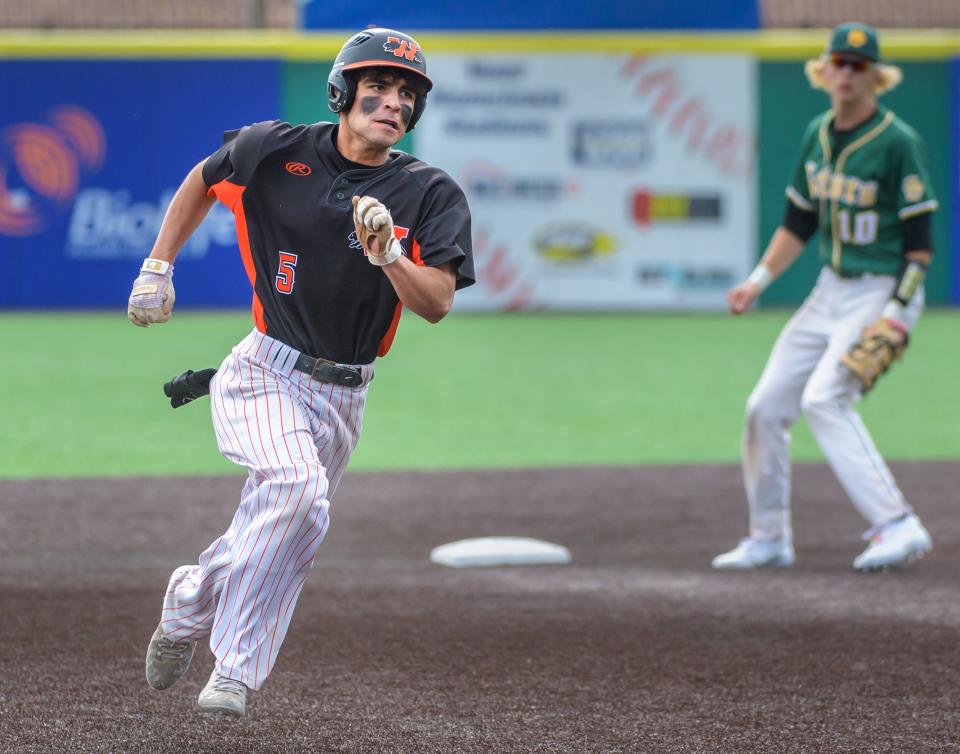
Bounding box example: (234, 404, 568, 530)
(0, 59, 280, 308)
(301, 0, 759, 30)
(953, 59, 960, 305)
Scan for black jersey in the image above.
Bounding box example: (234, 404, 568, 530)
(201, 120, 475, 364)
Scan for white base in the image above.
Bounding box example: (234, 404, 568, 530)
(430, 536, 572, 568)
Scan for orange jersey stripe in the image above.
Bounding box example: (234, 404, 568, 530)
(209, 180, 267, 334)
(377, 239, 424, 357)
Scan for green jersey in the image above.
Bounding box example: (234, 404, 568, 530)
(786, 106, 937, 277)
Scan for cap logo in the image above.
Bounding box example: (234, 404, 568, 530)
(384, 36, 422, 63)
(847, 28, 868, 48)
(285, 161, 312, 176)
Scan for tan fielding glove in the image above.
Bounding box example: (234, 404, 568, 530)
(352, 195, 403, 266)
(840, 319, 908, 392)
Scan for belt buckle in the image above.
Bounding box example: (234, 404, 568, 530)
(309, 356, 336, 382)
(310, 357, 362, 387)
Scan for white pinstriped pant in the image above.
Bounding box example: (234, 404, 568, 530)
(744, 267, 923, 542)
(159, 330, 373, 690)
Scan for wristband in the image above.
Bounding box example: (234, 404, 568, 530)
(141, 258, 173, 275)
(368, 237, 403, 267)
(881, 300, 909, 332)
(891, 258, 927, 306)
(746, 264, 773, 292)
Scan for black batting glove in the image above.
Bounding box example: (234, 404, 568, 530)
(163, 368, 218, 409)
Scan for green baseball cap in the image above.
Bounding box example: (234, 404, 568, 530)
(827, 22, 881, 62)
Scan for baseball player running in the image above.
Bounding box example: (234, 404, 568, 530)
(128, 28, 475, 717)
(713, 23, 937, 572)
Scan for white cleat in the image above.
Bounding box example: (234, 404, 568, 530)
(198, 670, 248, 718)
(853, 514, 932, 572)
(145, 624, 197, 690)
(711, 537, 795, 569)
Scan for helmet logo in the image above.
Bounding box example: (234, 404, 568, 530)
(384, 36, 422, 63)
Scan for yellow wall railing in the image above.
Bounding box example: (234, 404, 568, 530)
(2, 29, 960, 60)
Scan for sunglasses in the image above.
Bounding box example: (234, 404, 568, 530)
(830, 54, 871, 72)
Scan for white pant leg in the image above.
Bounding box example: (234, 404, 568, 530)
(743, 279, 833, 541)
(230, 361, 369, 689)
(801, 274, 923, 529)
(160, 477, 256, 641)
(160, 331, 371, 691)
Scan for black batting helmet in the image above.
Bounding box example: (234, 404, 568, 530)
(327, 28, 433, 131)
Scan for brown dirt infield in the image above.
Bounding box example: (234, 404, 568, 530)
(1, 462, 958, 753)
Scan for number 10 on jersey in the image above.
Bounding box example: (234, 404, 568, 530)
(276, 252, 298, 294)
(837, 209, 879, 245)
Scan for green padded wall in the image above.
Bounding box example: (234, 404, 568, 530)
(757, 61, 952, 306)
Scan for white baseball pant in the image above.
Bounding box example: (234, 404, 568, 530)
(744, 266, 923, 542)
(158, 329, 372, 690)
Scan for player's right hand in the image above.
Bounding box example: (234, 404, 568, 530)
(352, 195, 403, 266)
(726, 281, 760, 315)
(128, 258, 176, 327)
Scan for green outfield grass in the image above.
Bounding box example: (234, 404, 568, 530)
(1, 310, 957, 479)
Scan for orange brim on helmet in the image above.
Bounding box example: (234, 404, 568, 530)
(338, 60, 433, 91)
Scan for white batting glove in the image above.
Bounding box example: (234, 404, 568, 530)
(128, 258, 176, 327)
(352, 195, 403, 266)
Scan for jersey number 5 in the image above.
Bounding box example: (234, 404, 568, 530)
(276, 252, 298, 294)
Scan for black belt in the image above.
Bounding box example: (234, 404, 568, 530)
(293, 353, 363, 387)
(834, 269, 865, 279)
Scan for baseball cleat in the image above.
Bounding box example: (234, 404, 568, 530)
(145, 624, 197, 690)
(711, 537, 795, 569)
(853, 514, 932, 572)
(198, 670, 248, 718)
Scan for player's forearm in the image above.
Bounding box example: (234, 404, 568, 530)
(149, 162, 217, 263)
(758, 227, 807, 278)
(381, 259, 456, 323)
(881, 250, 931, 328)
(737, 226, 807, 296)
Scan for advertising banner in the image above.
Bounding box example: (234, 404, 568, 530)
(416, 54, 757, 311)
(301, 0, 759, 30)
(0, 59, 280, 308)
(953, 58, 960, 305)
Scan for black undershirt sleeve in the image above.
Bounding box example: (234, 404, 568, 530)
(901, 212, 933, 254)
(782, 200, 818, 243)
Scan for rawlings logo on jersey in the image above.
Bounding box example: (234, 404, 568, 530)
(383, 37, 423, 63)
(805, 162, 878, 207)
(348, 224, 411, 255)
(285, 162, 312, 176)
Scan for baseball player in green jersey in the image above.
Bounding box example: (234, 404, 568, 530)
(713, 22, 938, 571)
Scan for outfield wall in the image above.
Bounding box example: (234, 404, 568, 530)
(299, 0, 760, 31)
(758, 61, 954, 306)
(1, 31, 957, 310)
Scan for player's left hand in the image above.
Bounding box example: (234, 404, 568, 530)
(840, 318, 909, 392)
(128, 258, 176, 327)
(352, 195, 403, 266)
(863, 317, 907, 347)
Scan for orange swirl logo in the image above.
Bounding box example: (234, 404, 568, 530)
(0, 106, 106, 237)
(8, 125, 77, 201)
